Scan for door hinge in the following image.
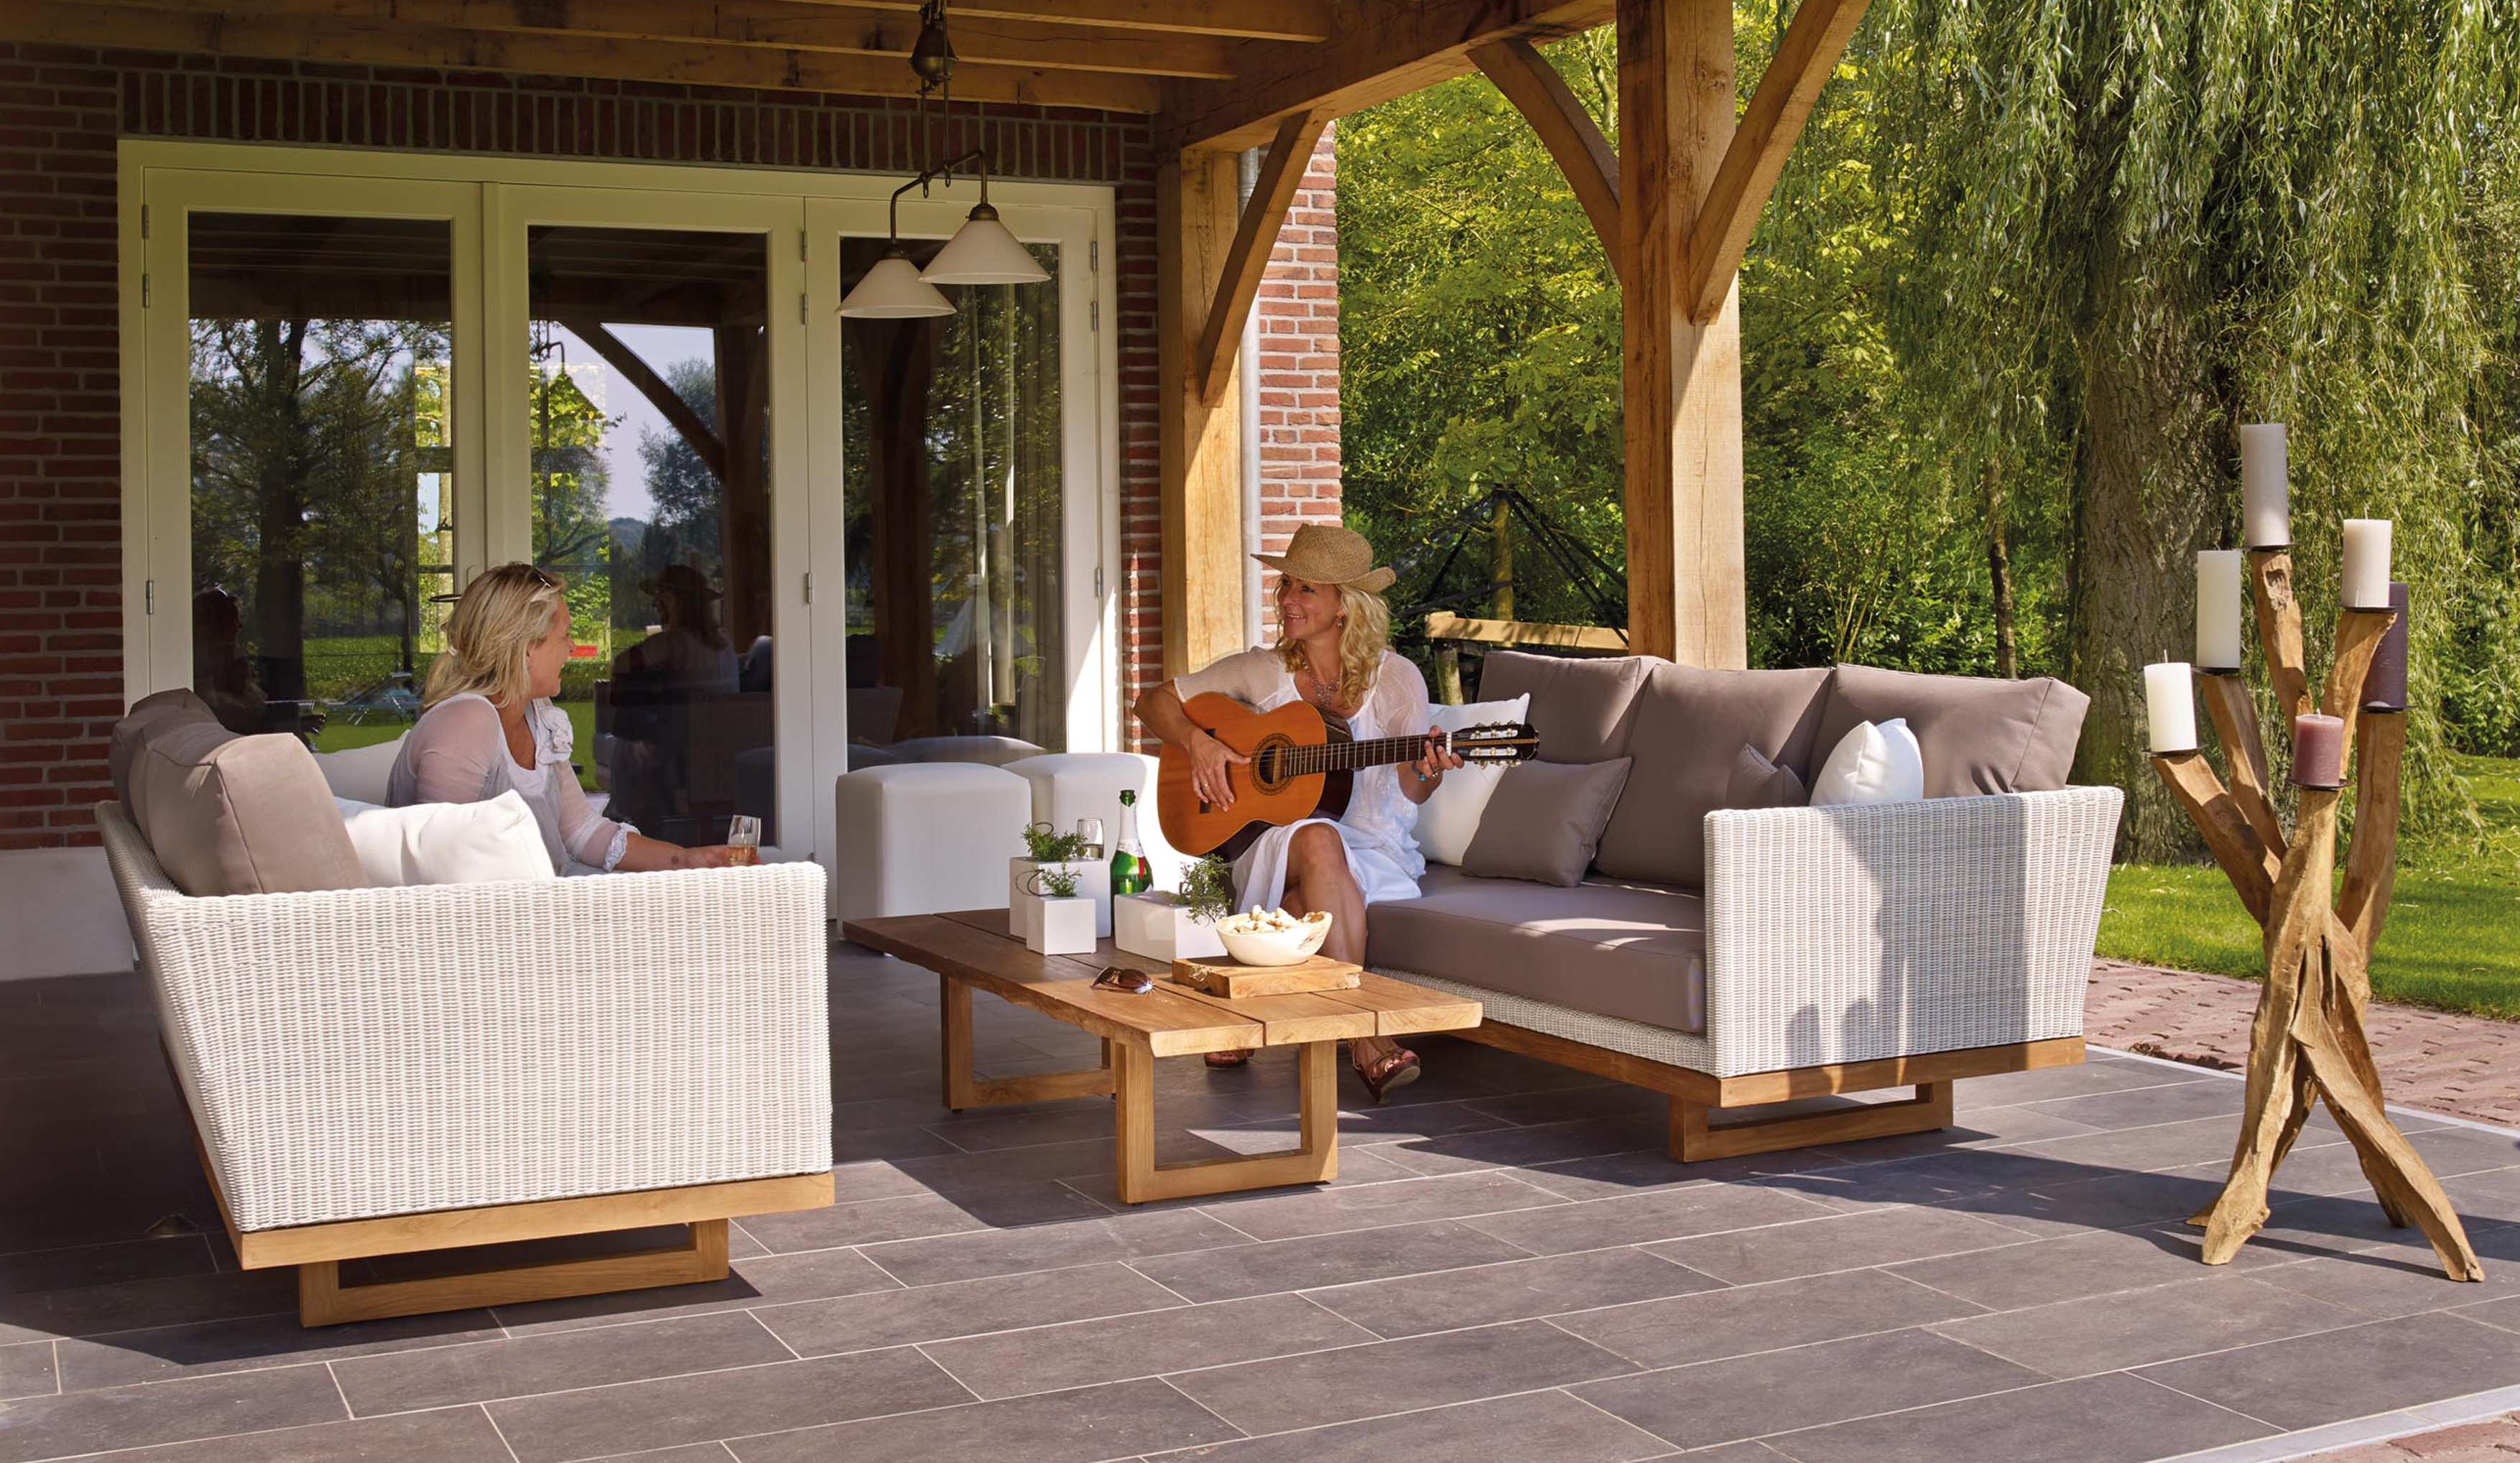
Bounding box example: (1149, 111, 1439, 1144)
(1088, 298, 1098, 331)
(799, 231, 807, 262)
(142, 274, 150, 307)
(802, 572, 813, 605)
(1088, 239, 1098, 271)
(139, 204, 149, 239)
(144, 580, 155, 614)
(799, 292, 807, 325)
(1094, 566, 1103, 598)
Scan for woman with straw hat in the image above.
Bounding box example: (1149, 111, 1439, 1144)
(1134, 523, 1463, 1102)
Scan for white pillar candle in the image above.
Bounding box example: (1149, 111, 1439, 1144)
(2240, 423, 2290, 549)
(2340, 519, 2393, 608)
(2144, 661, 2198, 754)
(2196, 550, 2243, 671)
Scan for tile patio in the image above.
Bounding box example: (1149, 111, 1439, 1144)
(3, 944, 2519, 1463)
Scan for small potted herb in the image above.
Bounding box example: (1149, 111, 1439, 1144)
(1008, 821, 1111, 938)
(1018, 863, 1096, 956)
(1113, 854, 1233, 963)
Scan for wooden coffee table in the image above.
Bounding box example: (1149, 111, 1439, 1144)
(842, 909, 1482, 1204)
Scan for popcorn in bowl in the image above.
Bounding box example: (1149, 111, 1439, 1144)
(1215, 906, 1333, 966)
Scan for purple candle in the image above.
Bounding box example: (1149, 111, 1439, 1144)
(2293, 713, 2344, 789)
(2363, 580, 2409, 712)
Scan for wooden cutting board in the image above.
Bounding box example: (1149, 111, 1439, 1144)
(1169, 953, 1363, 999)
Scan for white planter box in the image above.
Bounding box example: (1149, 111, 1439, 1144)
(1019, 892, 1097, 956)
(1009, 857, 1111, 938)
(1113, 891, 1228, 963)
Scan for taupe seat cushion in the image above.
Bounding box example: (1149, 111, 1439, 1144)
(1476, 651, 1647, 764)
(1368, 866, 1706, 1034)
(1815, 664, 2090, 798)
(1594, 664, 1831, 887)
(109, 689, 363, 897)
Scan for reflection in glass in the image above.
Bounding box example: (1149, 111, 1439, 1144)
(186, 213, 454, 747)
(527, 225, 774, 845)
(840, 235, 1065, 756)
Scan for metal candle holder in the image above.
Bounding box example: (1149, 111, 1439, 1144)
(2148, 547, 2480, 1281)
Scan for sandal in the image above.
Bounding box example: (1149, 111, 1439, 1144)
(1205, 1049, 1252, 1069)
(1354, 1046, 1419, 1104)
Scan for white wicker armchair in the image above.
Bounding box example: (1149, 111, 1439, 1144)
(98, 802, 834, 1326)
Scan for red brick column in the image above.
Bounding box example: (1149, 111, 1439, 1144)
(1254, 121, 1343, 643)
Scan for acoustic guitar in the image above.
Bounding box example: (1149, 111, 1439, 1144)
(1156, 693, 1540, 860)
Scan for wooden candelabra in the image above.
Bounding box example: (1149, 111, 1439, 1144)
(2151, 548, 2480, 1281)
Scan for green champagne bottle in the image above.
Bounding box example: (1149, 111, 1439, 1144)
(1111, 789, 1153, 896)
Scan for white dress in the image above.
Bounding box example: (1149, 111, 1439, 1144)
(1171, 647, 1430, 911)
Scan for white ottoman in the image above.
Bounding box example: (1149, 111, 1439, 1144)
(833, 763, 1034, 924)
(1005, 752, 1191, 895)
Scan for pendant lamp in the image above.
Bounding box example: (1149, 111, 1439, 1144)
(923, 180, 1049, 287)
(838, 246, 954, 318)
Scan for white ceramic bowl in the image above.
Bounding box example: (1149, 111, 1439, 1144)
(1214, 909, 1333, 967)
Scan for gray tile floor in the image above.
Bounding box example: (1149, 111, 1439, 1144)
(5, 944, 2520, 1463)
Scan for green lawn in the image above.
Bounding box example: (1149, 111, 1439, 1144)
(2098, 754, 2520, 1020)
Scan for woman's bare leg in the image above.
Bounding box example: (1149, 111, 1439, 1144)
(1281, 825, 1402, 1072)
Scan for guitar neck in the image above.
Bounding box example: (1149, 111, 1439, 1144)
(1267, 733, 1442, 778)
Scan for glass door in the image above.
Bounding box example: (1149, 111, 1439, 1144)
(138, 172, 484, 747)
(489, 188, 810, 854)
(808, 190, 1111, 766)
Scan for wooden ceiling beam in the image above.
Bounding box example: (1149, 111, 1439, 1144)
(102, 0, 1243, 79)
(1192, 109, 1325, 405)
(1684, 0, 1873, 322)
(7, 1, 1162, 108)
(1471, 38, 1618, 268)
(1154, 0, 1613, 153)
(823, 0, 1333, 44)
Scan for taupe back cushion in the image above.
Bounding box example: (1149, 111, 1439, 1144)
(1475, 651, 1648, 763)
(111, 694, 363, 897)
(1593, 664, 1832, 888)
(1814, 664, 2091, 799)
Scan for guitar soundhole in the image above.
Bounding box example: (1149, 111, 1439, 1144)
(1251, 735, 1296, 793)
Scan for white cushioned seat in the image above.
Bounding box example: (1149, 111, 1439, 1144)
(833, 762, 1034, 923)
(1003, 751, 1189, 893)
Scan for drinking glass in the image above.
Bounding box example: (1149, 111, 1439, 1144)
(726, 814, 761, 867)
(1076, 817, 1106, 860)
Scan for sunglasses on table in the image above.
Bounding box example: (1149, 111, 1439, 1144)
(1090, 966, 1156, 995)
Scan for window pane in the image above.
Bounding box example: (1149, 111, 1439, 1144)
(187, 213, 454, 749)
(840, 236, 1065, 756)
(527, 226, 774, 845)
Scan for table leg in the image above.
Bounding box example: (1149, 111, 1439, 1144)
(940, 973, 1116, 1113)
(1114, 1041, 1340, 1204)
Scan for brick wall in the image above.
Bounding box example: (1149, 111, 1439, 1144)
(0, 42, 1175, 850)
(1255, 124, 1344, 641)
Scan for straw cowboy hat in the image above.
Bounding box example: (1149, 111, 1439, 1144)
(1253, 523, 1396, 593)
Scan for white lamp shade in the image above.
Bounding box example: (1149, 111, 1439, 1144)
(922, 210, 1049, 285)
(838, 254, 954, 317)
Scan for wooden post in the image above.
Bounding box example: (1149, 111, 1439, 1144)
(1158, 147, 1251, 679)
(2156, 556, 2477, 1282)
(1618, 0, 1747, 669)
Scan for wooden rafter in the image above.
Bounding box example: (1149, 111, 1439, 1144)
(1683, 0, 1873, 322)
(102, 0, 1245, 78)
(1470, 39, 1619, 268)
(1154, 0, 1613, 152)
(1192, 111, 1325, 407)
(6, 1, 1164, 108)
(826, 0, 1334, 43)
(556, 317, 728, 492)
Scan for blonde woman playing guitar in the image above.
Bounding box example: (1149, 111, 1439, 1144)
(1133, 524, 1462, 1101)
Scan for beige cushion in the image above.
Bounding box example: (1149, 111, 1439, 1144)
(1593, 664, 1831, 886)
(1368, 866, 1706, 1034)
(313, 733, 407, 805)
(1725, 742, 1807, 810)
(1815, 664, 2090, 798)
(110, 688, 216, 813)
(113, 696, 363, 897)
(1475, 651, 1647, 764)
(1461, 758, 1632, 887)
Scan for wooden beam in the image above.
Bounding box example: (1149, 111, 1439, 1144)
(1158, 148, 1250, 679)
(1620, 0, 1747, 667)
(1470, 38, 1620, 266)
(106, 0, 1245, 78)
(1684, 0, 1872, 322)
(1422, 610, 1630, 654)
(6, 2, 1162, 108)
(825, 0, 1335, 43)
(1192, 111, 1326, 407)
(1155, 0, 1614, 152)
(557, 317, 727, 482)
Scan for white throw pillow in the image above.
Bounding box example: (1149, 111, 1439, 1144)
(1808, 717, 1926, 807)
(333, 791, 557, 886)
(1412, 692, 1533, 865)
(313, 734, 407, 805)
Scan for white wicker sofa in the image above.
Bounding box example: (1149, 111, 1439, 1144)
(98, 692, 833, 1327)
(1366, 654, 2123, 1161)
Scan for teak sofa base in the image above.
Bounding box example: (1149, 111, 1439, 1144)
(1450, 1021, 2084, 1162)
